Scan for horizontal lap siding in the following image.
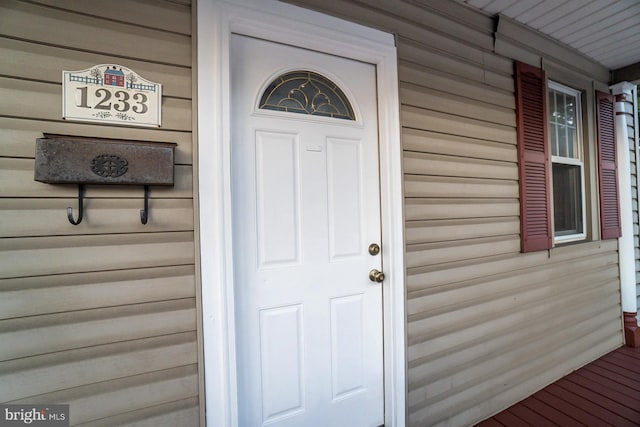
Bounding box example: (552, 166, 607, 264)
(0, 0, 199, 426)
(285, 1, 622, 425)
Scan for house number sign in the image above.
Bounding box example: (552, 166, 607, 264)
(62, 64, 162, 127)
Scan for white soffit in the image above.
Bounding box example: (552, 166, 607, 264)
(459, 0, 640, 71)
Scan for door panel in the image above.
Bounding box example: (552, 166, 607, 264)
(327, 138, 363, 260)
(255, 130, 301, 267)
(231, 34, 383, 427)
(330, 293, 365, 399)
(260, 304, 305, 422)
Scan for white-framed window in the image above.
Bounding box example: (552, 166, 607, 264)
(515, 61, 619, 252)
(548, 81, 586, 243)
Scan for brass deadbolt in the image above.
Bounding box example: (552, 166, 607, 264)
(368, 243, 380, 256)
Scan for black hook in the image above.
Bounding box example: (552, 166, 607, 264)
(140, 185, 149, 225)
(67, 184, 84, 225)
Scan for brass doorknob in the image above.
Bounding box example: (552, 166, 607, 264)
(369, 269, 385, 283)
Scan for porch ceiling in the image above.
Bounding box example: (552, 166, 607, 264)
(459, 0, 640, 79)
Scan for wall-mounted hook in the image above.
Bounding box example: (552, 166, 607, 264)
(35, 135, 176, 227)
(67, 184, 84, 225)
(140, 185, 149, 225)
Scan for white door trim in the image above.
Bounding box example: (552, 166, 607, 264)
(196, 1, 406, 425)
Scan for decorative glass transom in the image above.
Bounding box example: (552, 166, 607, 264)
(259, 70, 355, 120)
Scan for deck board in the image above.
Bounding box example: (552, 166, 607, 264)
(494, 410, 531, 426)
(555, 378, 640, 424)
(547, 382, 631, 425)
(569, 371, 640, 411)
(521, 396, 580, 427)
(505, 403, 555, 426)
(478, 346, 640, 426)
(589, 360, 640, 391)
(602, 353, 640, 375)
(480, 418, 504, 427)
(532, 389, 603, 426)
(582, 364, 640, 393)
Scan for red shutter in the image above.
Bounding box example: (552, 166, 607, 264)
(596, 91, 621, 239)
(514, 61, 552, 252)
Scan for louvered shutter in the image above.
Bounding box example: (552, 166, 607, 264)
(596, 91, 621, 239)
(514, 61, 552, 252)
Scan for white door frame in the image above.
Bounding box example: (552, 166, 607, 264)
(196, 1, 406, 425)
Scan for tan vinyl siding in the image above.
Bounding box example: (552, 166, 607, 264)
(0, 0, 199, 425)
(285, 1, 622, 425)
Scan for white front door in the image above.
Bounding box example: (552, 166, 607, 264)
(230, 34, 384, 427)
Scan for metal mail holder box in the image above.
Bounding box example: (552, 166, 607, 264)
(34, 134, 177, 225)
(35, 134, 176, 186)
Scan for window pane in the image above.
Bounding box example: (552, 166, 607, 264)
(553, 163, 583, 236)
(259, 70, 355, 120)
(558, 124, 568, 157)
(548, 86, 580, 160)
(566, 127, 575, 158)
(549, 123, 558, 156)
(565, 94, 576, 127)
(560, 93, 569, 157)
(549, 89, 562, 156)
(554, 91, 566, 126)
(565, 93, 577, 158)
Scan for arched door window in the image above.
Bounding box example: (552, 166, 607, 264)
(259, 70, 355, 120)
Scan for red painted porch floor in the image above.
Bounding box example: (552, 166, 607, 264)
(477, 346, 640, 426)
